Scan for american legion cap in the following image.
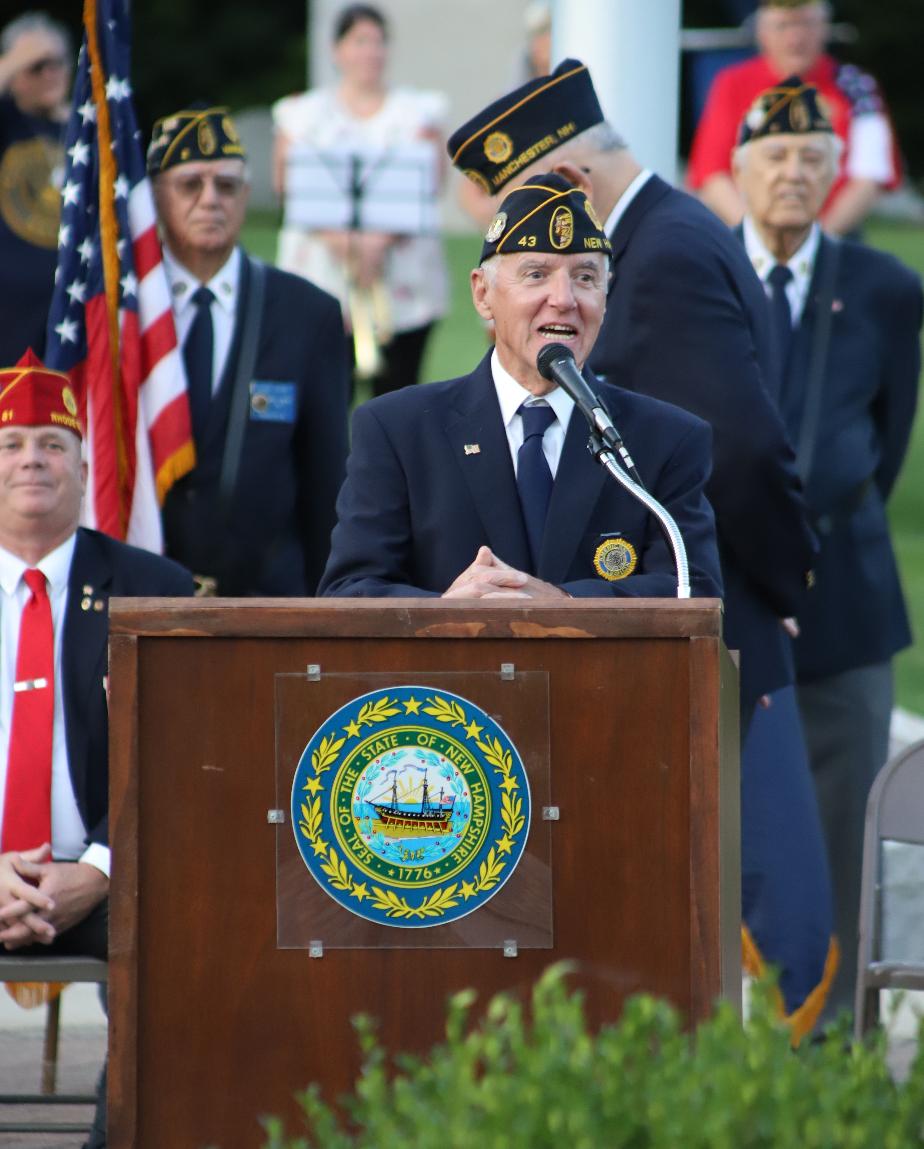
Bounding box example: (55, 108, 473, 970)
(146, 104, 246, 175)
(737, 76, 834, 147)
(479, 171, 611, 263)
(448, 59, 604, 195)
(0, 349, 82, 438)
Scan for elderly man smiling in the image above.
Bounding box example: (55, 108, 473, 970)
(319, 173, 721, 601)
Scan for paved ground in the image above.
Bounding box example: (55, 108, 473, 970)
(0, 985, 104, 1149)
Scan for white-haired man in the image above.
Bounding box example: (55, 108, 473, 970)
(689, 0, 901, 236)
(734, 76, 922, 1021)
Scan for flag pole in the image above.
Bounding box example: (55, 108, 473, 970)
(84, 0, 129, 535)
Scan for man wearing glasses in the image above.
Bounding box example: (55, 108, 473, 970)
(0, 12, 72, 363)
(148, 106, 350, 596)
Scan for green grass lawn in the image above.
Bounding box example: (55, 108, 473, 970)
(866, 221, 924, 713)
(245, 215, 924, 713)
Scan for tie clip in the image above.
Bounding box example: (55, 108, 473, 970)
(14, 677, 49, 692)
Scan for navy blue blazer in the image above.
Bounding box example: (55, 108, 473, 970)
(589, 175, 816, 709)
(162, 253, 350, 595)
(319, 354, 722, 600)
(778, 236, 922, 681)
(63, 528, 193, 848)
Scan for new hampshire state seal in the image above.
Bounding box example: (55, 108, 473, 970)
(291, 686, 531, 927)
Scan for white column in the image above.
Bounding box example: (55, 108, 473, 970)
(551, 0, 681, 185)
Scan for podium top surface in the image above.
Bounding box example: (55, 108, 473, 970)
(109, 597, 723, 640)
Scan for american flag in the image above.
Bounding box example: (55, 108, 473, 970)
(45, 0, 194, 550)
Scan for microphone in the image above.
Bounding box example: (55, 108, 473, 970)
(536, 343, 642, 486)
(536, 343, 691, 597)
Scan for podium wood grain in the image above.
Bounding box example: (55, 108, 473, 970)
(108, 600, 739, 1149)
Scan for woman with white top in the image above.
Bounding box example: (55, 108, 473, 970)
(272, 4, 449, 398)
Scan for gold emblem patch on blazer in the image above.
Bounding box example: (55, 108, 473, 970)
(593, 538, 637, 581)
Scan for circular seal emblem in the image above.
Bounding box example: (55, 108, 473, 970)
(593, 537, 637, 581)
(197, 119, 218, 156)
(484, 131, 514, 164)
(583, 196, 604, 233)
(291, 686, 531, 927)
(464, 168, 492, 195)
(61, 386, 78, 416)
(549, 204, 574, 251)
(484, 211, 507, 244)
(222, 115, 240, 145)
(789, 95, 810, 133)
(250, 391, 269, 415)
(0, 137, 65, 249)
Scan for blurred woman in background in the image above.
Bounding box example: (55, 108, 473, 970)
(272, 4, 449, 398)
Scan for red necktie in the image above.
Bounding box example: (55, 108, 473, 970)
(1, 569, 54, 852)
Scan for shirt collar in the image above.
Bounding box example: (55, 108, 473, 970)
(162, 244, 241, 316)
(603, 168, 653, 237)
(742, 216, 820, 284)
(490, 348, 575, 429)
(0, 532, 77, 597)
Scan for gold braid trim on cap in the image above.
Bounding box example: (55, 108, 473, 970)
(494, 187, 576, 253)
(451, 64, 588, 165)
(159, 106, 233, 170)
(0, 366, 70, 403)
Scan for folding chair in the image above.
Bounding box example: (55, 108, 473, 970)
(0, 954, 107, 1136)
(854, 739, 924, 1040)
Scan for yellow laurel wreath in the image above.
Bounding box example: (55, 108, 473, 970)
(297, 695, 527, 920)
(352, 696, 401, 730)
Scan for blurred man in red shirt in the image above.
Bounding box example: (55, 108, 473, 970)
(688, 0, 901, 235)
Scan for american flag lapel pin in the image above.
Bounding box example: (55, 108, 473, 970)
(464, 443, 481, 456)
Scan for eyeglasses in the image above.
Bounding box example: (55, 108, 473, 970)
(25, 56, 68, 76)
(162, 173, 247, 200)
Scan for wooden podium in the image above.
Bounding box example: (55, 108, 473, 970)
(108, 599, 739, 1149)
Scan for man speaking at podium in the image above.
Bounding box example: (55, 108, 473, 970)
(319, 174, 722, 601)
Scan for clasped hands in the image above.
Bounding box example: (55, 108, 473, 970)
(442, 546, 569, 600)
(0, 844, 108, 950)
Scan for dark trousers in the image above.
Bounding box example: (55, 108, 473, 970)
(354, 322, 435, 399)
(798, 662, 893, 1022)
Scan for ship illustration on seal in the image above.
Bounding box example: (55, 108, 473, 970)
(368, 764, 457, 837)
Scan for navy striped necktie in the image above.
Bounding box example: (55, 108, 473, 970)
(516, 401, 556, 569)
(184, 285, 215, 445)
(768, 263, 794, 378)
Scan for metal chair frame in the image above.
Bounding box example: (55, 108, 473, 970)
(0, 954, 107, 1136)
(854, 739, 924, 1040)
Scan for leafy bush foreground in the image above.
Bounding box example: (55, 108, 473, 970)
(261, 965, 924, 1149)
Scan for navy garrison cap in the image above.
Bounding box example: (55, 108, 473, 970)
(737, 76, 834, 146)
(448, 59, 604, 194)
(147, 104, 246, 174)
(480, 171, 611, 263)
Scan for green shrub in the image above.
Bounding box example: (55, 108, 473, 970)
(261, 965, 924, 1149)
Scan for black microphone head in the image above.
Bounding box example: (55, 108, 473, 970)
(536, 342, 575, 381)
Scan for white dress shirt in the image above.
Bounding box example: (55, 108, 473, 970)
(603, 168, 653, 238)
(163, 245, 242, 394)
(0, 535, 109, 876)
(742, 216, 821, 327)
(490, 349, 574, 477)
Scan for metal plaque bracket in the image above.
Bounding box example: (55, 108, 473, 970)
(307, 664, 321, 682)
(309, 940, 324, 959)
(500, 663, 515, 681)
(503, 940, 518, 958)
(267, 809, 285, 824)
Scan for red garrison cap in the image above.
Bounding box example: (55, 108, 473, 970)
(0, 349, 82, 439)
